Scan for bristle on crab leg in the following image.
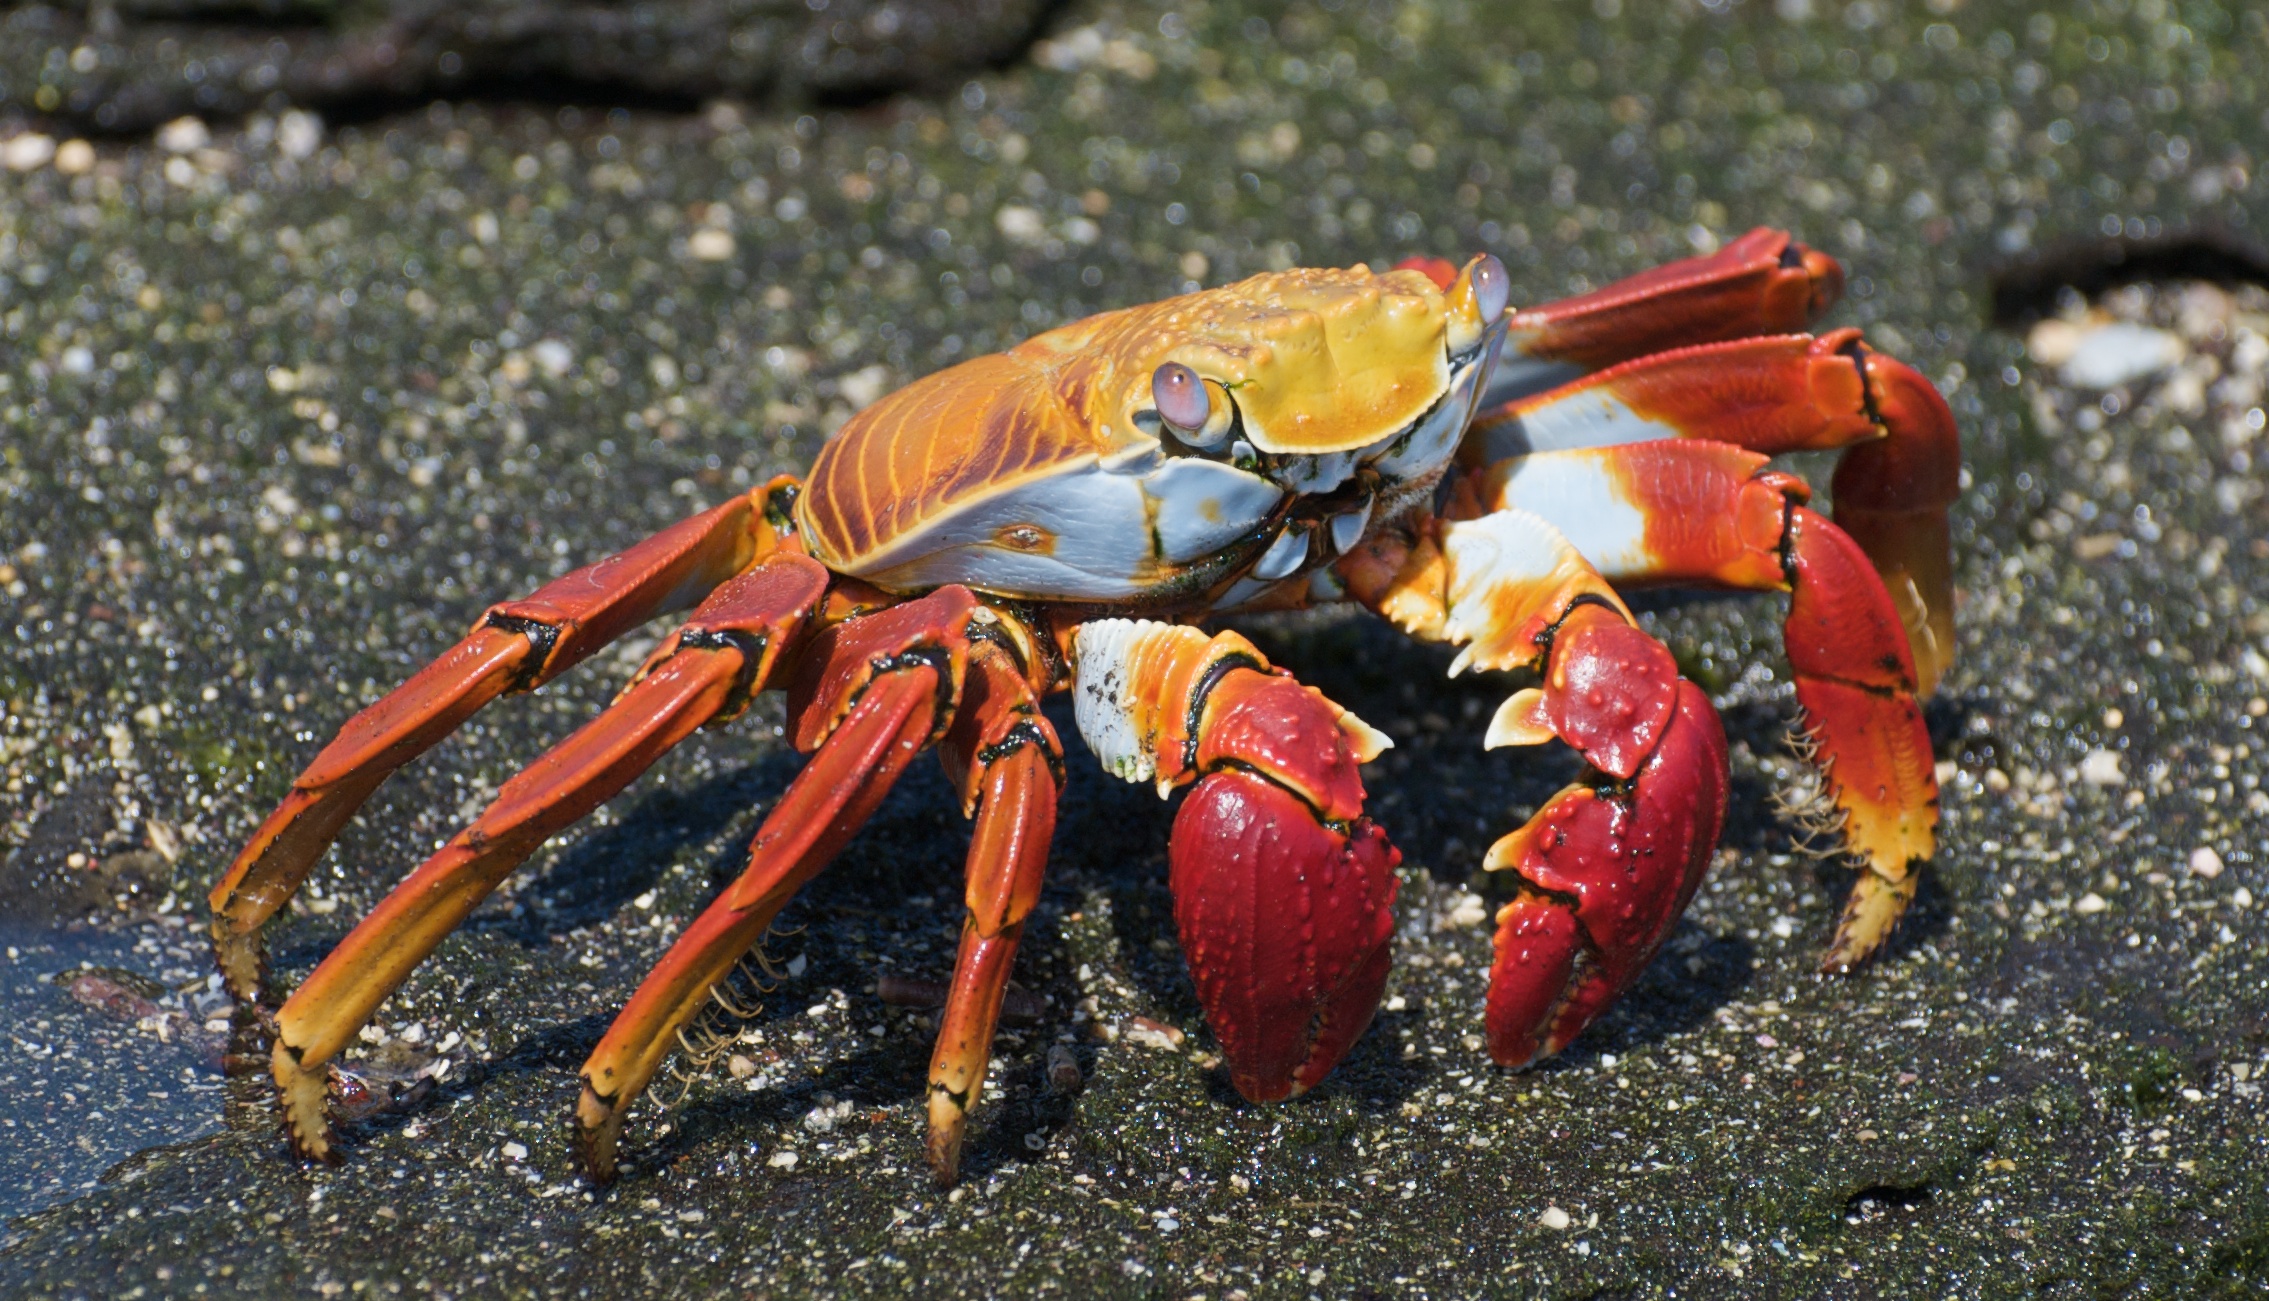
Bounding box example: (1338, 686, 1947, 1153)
(1483, 442, 1938, 969)
(211, 485, 799, 1002)
(576, 588, 979, 1182)
(268, 555, 830, 1160)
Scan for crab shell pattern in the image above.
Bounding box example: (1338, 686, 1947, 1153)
(209, 230, 1958, 1185)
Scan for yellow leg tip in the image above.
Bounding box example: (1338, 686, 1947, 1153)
(575, 1083, 623, 1185)
(925, 1087, 968, 1188)
(272, 1040, 338, 1163)
(212, 924, 269, 1006)
(1821, 866, 1919, 973)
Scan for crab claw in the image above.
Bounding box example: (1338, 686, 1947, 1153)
(1168, 670, 1401, 1102)
(1480, 608, 1729, 1067)
(1172, 771, 1400, 1100)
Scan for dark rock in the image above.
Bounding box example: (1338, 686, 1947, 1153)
(0, 771, 165, 923)
(1, 0, 1060, 131)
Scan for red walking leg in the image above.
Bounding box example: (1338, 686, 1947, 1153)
(1462, 330, 1960, 696)
(210, 479, 804, 999)
(924, 635, 1061, 1184)
(1400, 227, 1841, 399)
(267, 554, 830, 1160)
(574, 586, 981, 1181)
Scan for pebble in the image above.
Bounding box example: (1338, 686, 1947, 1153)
(1123, 1017, 1185, 1052)
(687, 229, 737, 262)
(1046, 1044, 1083, 1094)
(2190, 847, 2225, 879)
(2049, 321, 2185, 389)
(1540, 1205, 1572, 1231)
(1, 133, 54, 171)
(156, 117, 211, 153)
(2079, 750, 2125, 786)
(1442, 893, 1489, 930)
(2075, 892, 2110, 915)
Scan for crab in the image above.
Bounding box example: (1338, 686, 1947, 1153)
(209, 227, 1957, 1184)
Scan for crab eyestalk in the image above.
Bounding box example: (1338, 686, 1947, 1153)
(1445, 253, 1510, 357)
(1152, 360, 1235, 449)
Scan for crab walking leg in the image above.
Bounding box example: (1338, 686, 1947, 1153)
(1481, 442, 1938, 969)
(575, 587, 980, 1182)
(1460, 330, 1961, 695)
(1069, 621, 1400, 1101)
(1334, 507, 1728, 1067)
(925, 639, 1062, 1185)
(210, 480, 803, 999)
(1402, 227, 1843, 400)
(265, 556, 830, 1160)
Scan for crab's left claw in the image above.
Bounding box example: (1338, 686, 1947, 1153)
(1479, 605, 1729, 1067)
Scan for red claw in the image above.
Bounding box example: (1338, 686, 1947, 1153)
(1484, 681, 1727, 1067)
(1171, 770, 1400, 1101)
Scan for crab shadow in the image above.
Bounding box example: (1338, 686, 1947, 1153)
(332, 595, 1918, 1157)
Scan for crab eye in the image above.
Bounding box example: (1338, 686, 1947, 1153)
(1152, 362, 1211, 432)
(1471, 254, 1509, 325)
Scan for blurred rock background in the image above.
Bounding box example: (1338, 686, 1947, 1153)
(0, 0, 1056, 131)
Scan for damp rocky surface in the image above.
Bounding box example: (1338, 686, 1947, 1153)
(4, 0, 2269, 1294)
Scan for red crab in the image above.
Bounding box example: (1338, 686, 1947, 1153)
(209, 229, 1955, 1184)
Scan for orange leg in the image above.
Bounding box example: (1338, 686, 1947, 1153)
(1478, 441, 1937, 969)
(210, 478, 804, 1000)
(575, 586, 982, 1182)
(924, 638, 1061, 1184)
(1461, 331, 1959, 695)
(267, 554, 831, 1160)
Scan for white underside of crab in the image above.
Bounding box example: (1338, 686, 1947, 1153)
(1484, 448, 1655, 579)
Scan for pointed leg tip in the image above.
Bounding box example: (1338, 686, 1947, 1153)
(574, 1088, 623, 1183)
(273, 1042, 339, 1164)
(212, 927, 270, 1006)
(924, 1090, 969, 1187)
(1819, 866, 1919, 974)
(925, 1132, 963, 1189)
(574, 1084, 623, 1185)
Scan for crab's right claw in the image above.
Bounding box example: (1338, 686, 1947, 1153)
(1169, 669, 1401, 1102)
(1480, 607, 1729, 1067)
